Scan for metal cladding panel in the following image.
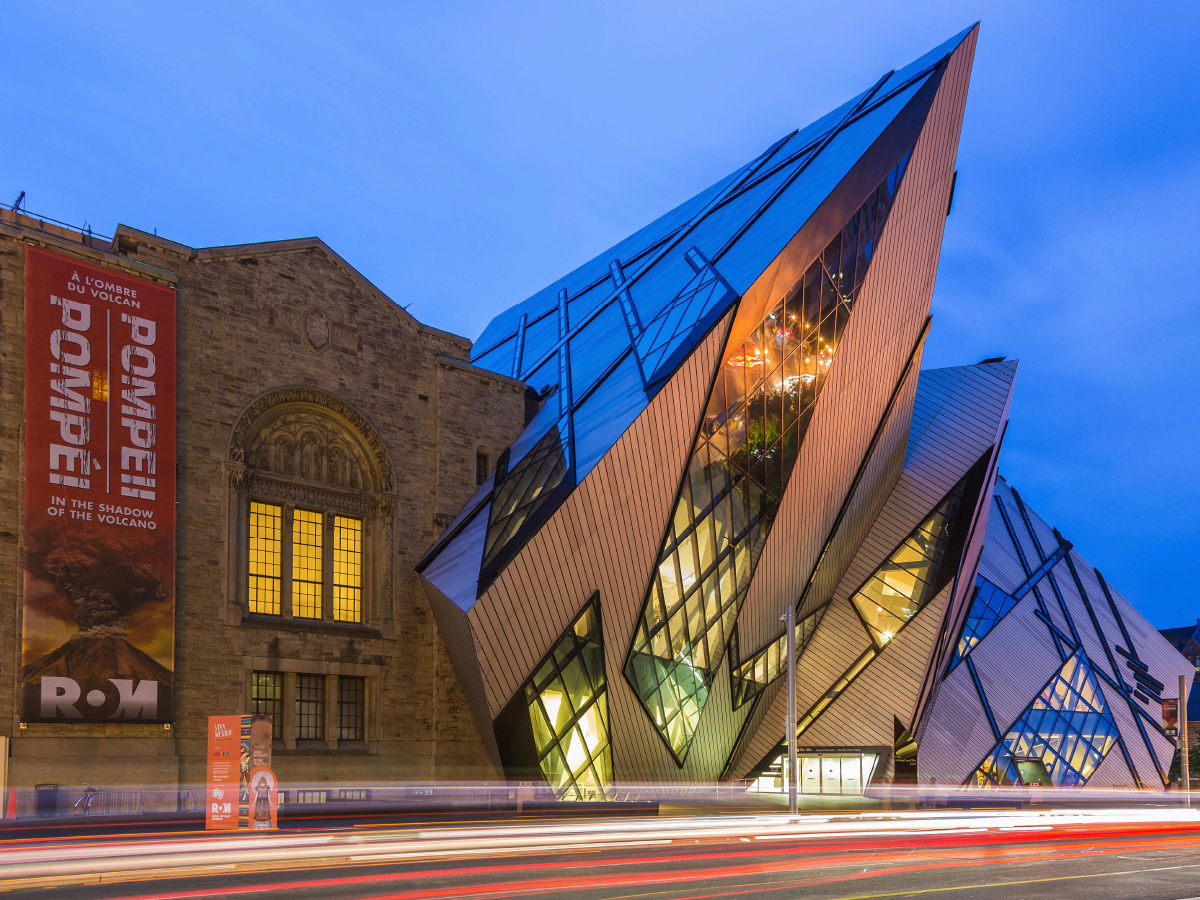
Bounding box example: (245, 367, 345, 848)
(1085, 744, 1136, 789)
(421, 499, 490, 612)
(916, 654, 995, 784)
(1105, 682, 1166, 790)
(967, 595, 1062, 733)
(991, 482, 1073, 639)
(904, 362, 1015, 499)
(901, 361, 1015, 723)
(735, 31, 977, 655)
(418, 574, 503, 774)
(975, 494, 1031, 594)
(802, 586, 950, 761)
(795, 350, 924, 623)
(731, 596, 873, 779)
(466, 313, 731, 782)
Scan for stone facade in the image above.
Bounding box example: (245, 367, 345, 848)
(0, 210, 528, 812)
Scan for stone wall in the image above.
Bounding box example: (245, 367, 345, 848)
(0, 214, 527, 811)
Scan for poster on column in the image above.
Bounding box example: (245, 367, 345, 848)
(21, 245, 177, 723)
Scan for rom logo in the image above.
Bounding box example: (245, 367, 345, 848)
(39, 676, 158, 719)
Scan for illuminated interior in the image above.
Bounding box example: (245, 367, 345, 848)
(625, 151, 914, 764)
(333, 516, 363, 623)
(249, 501, 282, 615)
(731, 604, 827, 709)
(973, 650, 1117, 787)
(524, 598, 612, 801)
(292, 509, 323, 618)
(851, 485, 962, 647)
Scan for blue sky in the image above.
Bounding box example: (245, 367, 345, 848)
(4, 2, 1197, 628)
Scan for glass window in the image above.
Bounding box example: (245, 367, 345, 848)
(295, 674, 325, 741)
(249, 502, 282, 615)
(731, 604, 827, 708)
(851, 484, 963, 647)
(522, 597, 611, 801)
(973, 651, 1117, 788)
(337, 676, 365, 741)
(952, 576, 1020, 667)
(292, 509, 323, 619)
(251, 672, 283, 739)
(476, 448, 489, 485)
(624, 152, 915, 764)
(333, 516, 362, 623)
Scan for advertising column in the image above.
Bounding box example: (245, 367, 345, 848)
(21, 246, 177, 723)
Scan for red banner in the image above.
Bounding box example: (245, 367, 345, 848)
(21, 245, 176, 722)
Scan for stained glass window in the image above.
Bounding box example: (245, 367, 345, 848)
(523, 597, 611, 801)
(971, 651, 1117, 788)
(249, 501, 282, 615)
(731, 604, 827, 709)
(851, 485, 962, 647)
(292, 509, 324, 619)
(333, 516, 362, 623)
(624, 151, 913, 764)
(951, 575, 1019, 667)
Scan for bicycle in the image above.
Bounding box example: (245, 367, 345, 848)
(73, 784, 98, 817)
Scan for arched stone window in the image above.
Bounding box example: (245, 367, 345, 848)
(227, 388, 396, 627)
(476, 446, 489, 486)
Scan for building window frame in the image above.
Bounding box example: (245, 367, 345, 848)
(295, 674, 326, 741)
(251, 671, 284, 739)
(228, 391, 398, 629)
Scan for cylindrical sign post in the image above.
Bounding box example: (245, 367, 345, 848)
(1181, 674, 1191, 809)
(785, 606, 797, 817)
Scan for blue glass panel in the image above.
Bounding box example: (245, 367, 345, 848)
(971, 651, 1117, 788)
(519, 311, 560, 379)
(569, 301, 631, 401)
(572, 353, 647, 483)
(636, 260, 738, 390)
(507, 389, 563, 470)
(952, 575, 1020, 667)
(473, 334, 517, 377)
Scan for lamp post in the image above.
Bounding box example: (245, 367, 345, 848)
(783, 606, 797, 816)
(1181, 674, 1191, 809)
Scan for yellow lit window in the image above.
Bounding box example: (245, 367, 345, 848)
(249, 502, 282, 615)
(292, 509, 323, 618)
(333, 516, 362, 623)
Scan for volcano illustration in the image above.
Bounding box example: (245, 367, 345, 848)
(21, 630, 173, 720)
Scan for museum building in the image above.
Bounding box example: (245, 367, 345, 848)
(419, 24, 1193, 796)
(1, 24, 1192, 811)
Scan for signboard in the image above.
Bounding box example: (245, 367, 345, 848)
(206, 715, 241, 829)
(208, 714, 277, 830)
(21, 246, 176, 723)
(1163, 697, 1179, 739)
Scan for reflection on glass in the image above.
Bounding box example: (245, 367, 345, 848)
(972, 651, 1117, 788)
(952, 575, 1019, 667)
(333, 516, 362, 623)
(524, 598, 612, 801)
(636, 256, 737, 387)
(851, 485, 962, 647)
(249, 501, 282, 615)
(731, 604, 827, 709)
(293, 509, 324, 619)
(625, 151, 914, 763)
(483, 418, 570, 573)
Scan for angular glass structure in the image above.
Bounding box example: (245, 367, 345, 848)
(951, 575, 1019, 667)
(521, 597, 612, 801)
(624, 153, 913, 764)
(731, 604, 827, 709)
(971, 651, 1117, 788)
(851, 482, 962, 647)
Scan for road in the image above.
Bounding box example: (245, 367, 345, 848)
(2, 807, 1200, 899)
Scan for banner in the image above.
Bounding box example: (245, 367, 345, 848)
(207, 715, 241, 829)
(208, 714, 276, 830)
(1163, 697, 1179, 739)
(21, 245, 177, 722)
